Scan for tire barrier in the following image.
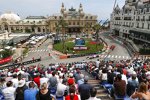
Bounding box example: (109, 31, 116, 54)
(0, 58, 41, 70)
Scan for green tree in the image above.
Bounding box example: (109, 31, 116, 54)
(58, 17, 68, 53)
(93, 23, 101, 41)
(22, 47, 29, 57)
(0, 49, 13, 58)
(1, 40, 6, 48)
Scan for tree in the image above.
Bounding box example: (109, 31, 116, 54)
(1, 40, 6, 48)
(93, 23, 101, 49)
(58, 17, 68, 53)
(93, 23, 101, 42)
(0, 49, 13, 59)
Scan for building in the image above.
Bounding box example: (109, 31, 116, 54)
(48, 3, 97, 33)
(110, 0, 150, 45)
(0, 12, 47, 33)
(0, 3, 97, 34)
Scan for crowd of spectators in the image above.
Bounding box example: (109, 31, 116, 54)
(0, 62, 100, 100)
(0, 57, 150, 100)
(87, 58, 150, 99)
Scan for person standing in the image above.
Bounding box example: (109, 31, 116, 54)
(15, 80, 28, 100)
(78, 76, 92, 100)
(88, 87, 101, 100)
(24, 81, 38, 100)
(2, 81, 16, 100)
(36, 83, 52, 100)
(113, 74, 126, 97)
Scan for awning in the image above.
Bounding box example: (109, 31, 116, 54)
(129, 29, 150, 35)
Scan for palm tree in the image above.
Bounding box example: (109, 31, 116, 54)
(93, 23, 101, 42)
(93, 23, 101, 49)
(58, 17, 68, 53)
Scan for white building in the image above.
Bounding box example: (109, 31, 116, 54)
(110, 0, 150, 45)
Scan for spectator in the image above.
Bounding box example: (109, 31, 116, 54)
(77, 74, 84, 86)
(56, 80, 68, 97)
(131, 82, 150, 100)
(49, 71, 57, 89)
(36, 83, 52, 100)
(40, 74, 49, 86)
(127, 74, 139, 96)
(2, 81, 16, 100)
(100, 68, 107, 84)
(16, 80, 28, 100)
(24, 81, 38, 100)
(0, 77, 6, 92)
(88, 87, 101, 100)
(11, 74, 18, 88)
(33, 73, 41, 88)
(113, 74, 126, 97)
(65, 85, 79, 100)
(78, 76, 92, 100)
(107, 69, 116, 84)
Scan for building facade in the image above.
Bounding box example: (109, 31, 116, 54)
(110, 0, 150, 44)
(0, 3, 97, 34)
(48, 3, 97, 34)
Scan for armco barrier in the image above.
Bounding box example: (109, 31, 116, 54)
(59, 55, 68, 59)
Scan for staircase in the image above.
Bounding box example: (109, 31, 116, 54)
(81, 70, 113, 100)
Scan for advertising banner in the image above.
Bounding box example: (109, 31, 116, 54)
(0, 56, 12, 64)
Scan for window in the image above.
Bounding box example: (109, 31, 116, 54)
(143, 16, 145, 21)
(69, 22, 71, 25)
(142, 23, 144, 28)
(148, 24, 150, 29)
(90, 16, 92, 19)
(86, 16, 88, 19)
(137, 23, 139, 28)
(132, 23, 134, 27)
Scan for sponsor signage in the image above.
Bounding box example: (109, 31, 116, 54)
(73, 46, 87, 50)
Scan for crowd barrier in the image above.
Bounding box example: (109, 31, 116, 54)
(0, 58, 41, 70)
(59, 55, 68, 59)
(59, 51, 104, 59)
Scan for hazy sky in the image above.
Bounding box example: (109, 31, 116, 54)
(0, 0, 125, 20)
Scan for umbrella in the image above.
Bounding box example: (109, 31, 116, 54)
(30, 41, 36, 44)
(5, 46, 11, 49)
(12, 47, 16, 50)
(0, 49, 4, 52)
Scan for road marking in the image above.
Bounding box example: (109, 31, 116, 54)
(118, 56, 121, 58)
(115, 55, 117, 58)
(107, 55, 111, 58)
(111, 55, 114, 58)
(122, 56, 125, 59)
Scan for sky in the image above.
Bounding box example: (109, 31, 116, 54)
(0, 0, 125, 20)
